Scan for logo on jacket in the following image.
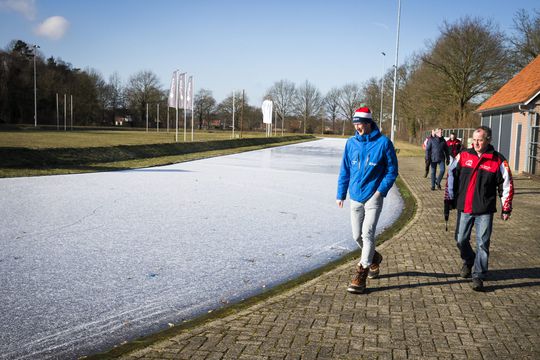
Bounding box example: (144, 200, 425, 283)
(352, 160, 358, 165)
(480, 164, 491, 171)
(369, 162, 377, 166)
(465, 159, 473, 167)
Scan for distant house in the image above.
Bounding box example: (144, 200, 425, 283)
(209, 119, 222, 129)
(114, 115, 132, 126)
(476, 55, 540, 175)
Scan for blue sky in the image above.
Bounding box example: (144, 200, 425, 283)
(0, 0, 538, 106)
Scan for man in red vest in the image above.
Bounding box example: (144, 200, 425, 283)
(446, 132, 462, 160)
(445, 126, 513, 291)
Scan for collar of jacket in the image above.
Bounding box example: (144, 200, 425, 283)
(466, 144, 495, 159)
(355, 127, 381, 142)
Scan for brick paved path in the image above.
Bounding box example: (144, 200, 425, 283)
(122, 157, 540, 359)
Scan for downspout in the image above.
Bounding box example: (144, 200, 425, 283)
(519, 104, 532, 173)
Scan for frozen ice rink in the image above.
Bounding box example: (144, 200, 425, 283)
(0, 138, 403, 359)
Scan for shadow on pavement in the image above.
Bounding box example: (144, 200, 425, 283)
(364, 267, 540, 293)
(487, 267, 540, 280)
(378, 271, 458, 279)
(366, 279, 468, 293)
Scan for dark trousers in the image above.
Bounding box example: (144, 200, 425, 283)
(430, 161, 445, 188)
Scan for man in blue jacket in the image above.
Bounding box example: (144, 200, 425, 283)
(426, 128, 450, 190)
(336, 106, 399, 294)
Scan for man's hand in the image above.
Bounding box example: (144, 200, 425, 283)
(336, 200, 344, 208)
(501, 213, 510, 221)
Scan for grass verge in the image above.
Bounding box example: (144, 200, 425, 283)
(0, 135, 314, 178)
(83, 174, 417, 360)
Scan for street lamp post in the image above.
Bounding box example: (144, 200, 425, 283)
(390, 0, 401, 143)
(32, 44, 40, 127)
(379, 52, 386, 130)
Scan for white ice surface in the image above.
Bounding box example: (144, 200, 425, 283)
(0, 138, 403, 359)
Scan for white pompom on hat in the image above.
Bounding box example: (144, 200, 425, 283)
(352, 106, 373, 123)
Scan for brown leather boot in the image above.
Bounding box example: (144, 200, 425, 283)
(347, 264, 369, 294)
(368, 251, 383, 279)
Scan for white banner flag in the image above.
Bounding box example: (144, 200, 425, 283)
(262, 100, 273, 124)
(168, 71, 178, 108)
(178, 73, 186, 109)
(185, 76, 193, 110)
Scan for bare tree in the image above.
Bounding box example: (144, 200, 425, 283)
(265, 80, 296, 132)
(125, 70, 162, 126)
(324, 88, 341, 133)
(217, 90, 247, 130)
(294, 80, 323, 134)
(338, 83, 363, 135)
(361, 77, 382, 126)
(422, 17, 511, 126)
(108, 72, 124, 123)
(84, 69, 108, 124)
(509, 9, 540, 72)
(194, 89, 216, 129)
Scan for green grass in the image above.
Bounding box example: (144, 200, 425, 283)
(0, 129, 270, 149)
(0, 131, 315, 178)
(394, 141, 424, 157)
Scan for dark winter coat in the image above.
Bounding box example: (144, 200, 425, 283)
(445, 145, 513, 215)
(426, 136, 449, 163)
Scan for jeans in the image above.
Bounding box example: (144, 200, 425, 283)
(456, 212, 494, 279)
(350, 194, 384, 268)
(430, 161, 445, 188)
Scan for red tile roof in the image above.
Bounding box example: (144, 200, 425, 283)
(477, 55, 540, 112)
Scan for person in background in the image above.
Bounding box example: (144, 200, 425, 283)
(336, 106, 398, 294)
(426, 128, 449, 190)
(446, 132, 462, 160)
(445, 126, 513, 291)
(422, 129, 435, 177)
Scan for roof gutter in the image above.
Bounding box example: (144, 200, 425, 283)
(475, 103, 519, 114)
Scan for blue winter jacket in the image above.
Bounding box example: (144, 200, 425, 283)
(337, 125, 399, 203)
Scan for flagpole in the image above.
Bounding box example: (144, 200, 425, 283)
(175, 71, 179, 142)
(232, 90, 235, 139)
(156, 103, 159, 132)
(183, 76, 187, 142)
(191, 77, 194, 142)
(56, 93, 59, 130)
(70, 94, 73, 130)
(390, 0, 401, 143)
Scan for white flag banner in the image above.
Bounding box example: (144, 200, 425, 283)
(178, 73, 186, 109)
(185, 76, 193, 110)
(168, 71, 178, 108)
(262, 100, 273, 124)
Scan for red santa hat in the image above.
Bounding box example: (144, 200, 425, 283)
(352, 107, 373, 123)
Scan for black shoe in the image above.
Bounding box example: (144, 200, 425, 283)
(437, 183, 442, 190)
(431, 187, 435, 191)
(460, 264, 472, 278)
(472, 278, 483, 291)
